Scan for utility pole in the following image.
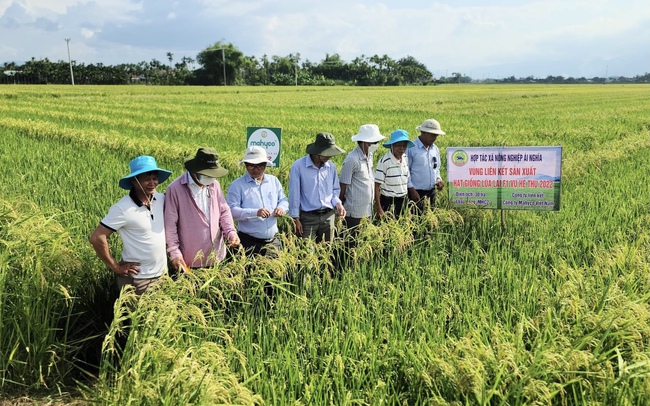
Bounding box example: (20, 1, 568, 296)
(216, 48, 226, 85)
(65, 38, 75, 85)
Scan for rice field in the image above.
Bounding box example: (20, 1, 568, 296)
(1, 84, 649, 405)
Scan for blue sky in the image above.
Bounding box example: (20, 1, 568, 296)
(1, 0, 648, 79)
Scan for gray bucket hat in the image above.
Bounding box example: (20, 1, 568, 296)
(184, 147, 228, 178)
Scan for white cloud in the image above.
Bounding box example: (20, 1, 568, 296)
(80, 27, 95, 38)
(0, 0, 82, 15)
(1, 0, 648, 77)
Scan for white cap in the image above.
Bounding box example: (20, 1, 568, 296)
(238, 146, 273, 166)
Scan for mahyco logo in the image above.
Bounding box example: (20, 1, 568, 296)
(250, 140, 277, 148)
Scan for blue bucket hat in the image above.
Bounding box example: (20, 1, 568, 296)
(383, 129, 415, 148)
(119, 155, 172, 190)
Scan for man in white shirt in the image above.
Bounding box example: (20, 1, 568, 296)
(339, 124, 385, 232)
(89, 155, 172, 295)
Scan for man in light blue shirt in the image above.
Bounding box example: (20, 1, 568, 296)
(407, 118, 446, 211)
(289, 132, 346, 243)
(227, 146, 289, 256)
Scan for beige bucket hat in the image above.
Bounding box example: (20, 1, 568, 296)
(416, 118, 446, 135)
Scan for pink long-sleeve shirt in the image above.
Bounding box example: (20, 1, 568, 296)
(164, 173, 237, 268)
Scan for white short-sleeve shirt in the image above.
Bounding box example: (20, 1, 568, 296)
(340, 146, 375, 218)
(100, 190, 167, 279)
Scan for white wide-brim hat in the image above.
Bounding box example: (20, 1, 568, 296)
(239, 146, 273, 166)
(351, 124, 386, 143)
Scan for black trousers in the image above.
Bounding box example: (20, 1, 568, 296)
(379, 195, 407, 218)
(238, 231, 282, 257)
(412, 188, 437, 211)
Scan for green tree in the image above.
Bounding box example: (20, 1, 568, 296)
(196, 42, 244, 85)
(396, 56, 433, 85)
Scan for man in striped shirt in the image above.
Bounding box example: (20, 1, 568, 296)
(374, 130, 414, 219)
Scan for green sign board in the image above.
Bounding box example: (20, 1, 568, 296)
(447, 146, 562, 211)
(246, 127, 282, 167)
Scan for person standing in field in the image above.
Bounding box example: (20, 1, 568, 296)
(226, 146, 289, 257)
(89, 155, 172, 295)
(289, 132, 346, 243)
(407, 118, 446, 210)
(339, 124, 385, 233)
(374, 130, 414, 219)
(164, 147, 240, 270)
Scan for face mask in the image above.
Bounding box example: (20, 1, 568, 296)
(197, 174, 216, 186)
(368, 144, 379, 154)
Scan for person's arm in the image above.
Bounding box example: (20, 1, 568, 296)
(374, 182, 384, 218)
(288, 161, 301, 219)
(406, 147, 415, 190)
(288, 161, 303, 235)
(338, 157, 354, 204)
(434, 145, 444, 190)
(373, 159, 386, 217)
(406, 163, 420, 198)
(89, 224, 140, 276)
(339, 183, 347, 204)
(215, 183, 240, 247)
(163, 186, 186, 270)
(408, 187, 420, 201)
(330, 164, 343, 210)
(226, 179, 259, 220)
(273, 178, 289, 217)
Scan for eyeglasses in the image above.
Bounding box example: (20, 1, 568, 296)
(245, 163, 267, 169)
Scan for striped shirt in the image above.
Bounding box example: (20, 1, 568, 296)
(374, 151, 409, 198)
(339, 145, 375, 218)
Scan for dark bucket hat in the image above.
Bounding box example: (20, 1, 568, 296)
(305, 132, 346, 157)
(184, 147, 228, 178)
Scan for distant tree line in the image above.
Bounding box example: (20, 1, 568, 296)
(2, 41, 648, 86)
